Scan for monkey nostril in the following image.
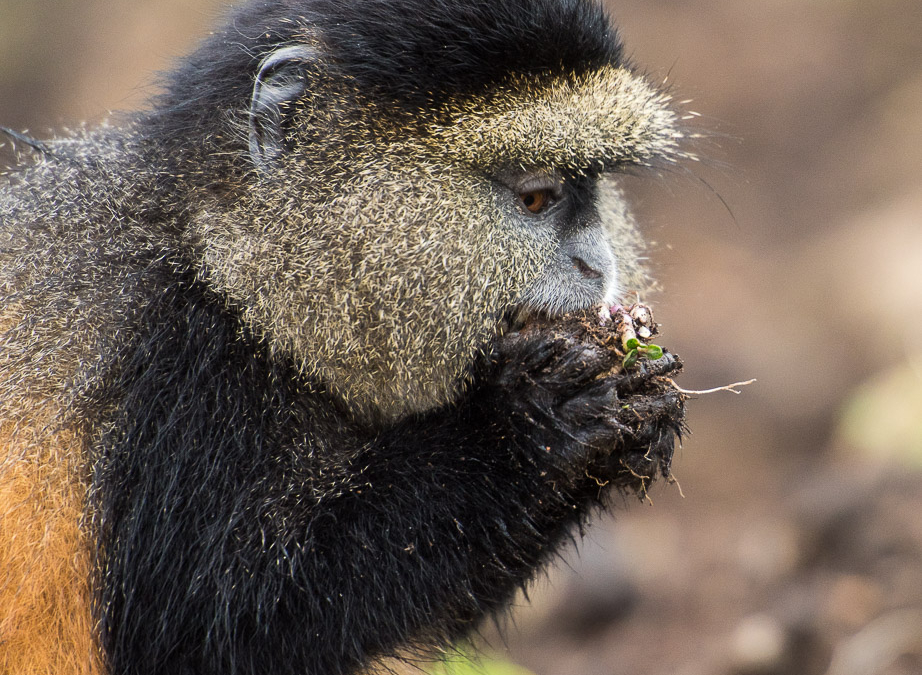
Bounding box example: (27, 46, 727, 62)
(571, 256, 603, 280)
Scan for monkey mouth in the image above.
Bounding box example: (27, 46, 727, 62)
(497, 305, 541, 334)
(498, 298, 627, 334)
(497, 300, 590, 334)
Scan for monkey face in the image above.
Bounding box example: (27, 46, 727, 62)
(493, 168, 622, 318)
(192, 58, 687, 423)
(420, 66, 686, 318)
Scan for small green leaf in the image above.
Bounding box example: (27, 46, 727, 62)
(625, 337, 640, 351)
(622, 349, 639, 369)
(640, 344, 664, 360)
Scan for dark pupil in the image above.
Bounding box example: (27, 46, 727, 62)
(522, 191, 546, 212)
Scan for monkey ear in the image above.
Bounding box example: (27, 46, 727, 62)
(249, 45, 317, 170)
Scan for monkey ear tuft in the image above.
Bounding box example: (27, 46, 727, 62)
(249, 45, 317, 170)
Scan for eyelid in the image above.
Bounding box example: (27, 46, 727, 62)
(515, 174, 564, 200)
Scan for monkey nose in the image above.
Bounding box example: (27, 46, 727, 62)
(571, 256, 603, 280)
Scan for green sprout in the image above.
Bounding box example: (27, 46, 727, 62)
(622, 343, 664, 369)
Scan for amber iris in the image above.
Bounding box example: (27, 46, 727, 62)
(519, 189, 553, 214)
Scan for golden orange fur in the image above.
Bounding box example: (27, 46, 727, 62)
(0, 412, 102, 675)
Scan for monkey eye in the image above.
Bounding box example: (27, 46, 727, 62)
(518, 188, 557, 215)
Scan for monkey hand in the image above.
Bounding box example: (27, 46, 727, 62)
(479, 311, 686, 493)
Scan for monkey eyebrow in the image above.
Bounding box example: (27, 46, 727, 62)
(429, 66, 693, 173)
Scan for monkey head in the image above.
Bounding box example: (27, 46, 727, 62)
(178, 2, 688, 423)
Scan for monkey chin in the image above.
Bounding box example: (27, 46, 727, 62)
(502, 302, 687, 499)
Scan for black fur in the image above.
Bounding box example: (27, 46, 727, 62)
(148, 0, 623, 161)
(86, 268, 681, 675)
(298, 0, 623, 99)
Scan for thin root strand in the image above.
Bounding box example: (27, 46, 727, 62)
(666, 378, 756, 396)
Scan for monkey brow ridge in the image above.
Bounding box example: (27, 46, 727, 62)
(429, 65, 688, 173)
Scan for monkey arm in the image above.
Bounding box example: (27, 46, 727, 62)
(313, 328, 684, 667)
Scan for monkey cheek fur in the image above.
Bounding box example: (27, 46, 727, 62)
(192, 156, 652, 425)
(193, 163, 550, 423)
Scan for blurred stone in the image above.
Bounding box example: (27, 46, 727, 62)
(824, 575, 885, 632)
(735, 519, 801, 582)
(730, 614, 789, 675)
(824, 610, 922, 675)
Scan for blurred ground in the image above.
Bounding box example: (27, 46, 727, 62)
(2, 1, 921, 674)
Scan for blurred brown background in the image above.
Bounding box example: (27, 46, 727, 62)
(2, 1, 921, 674)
